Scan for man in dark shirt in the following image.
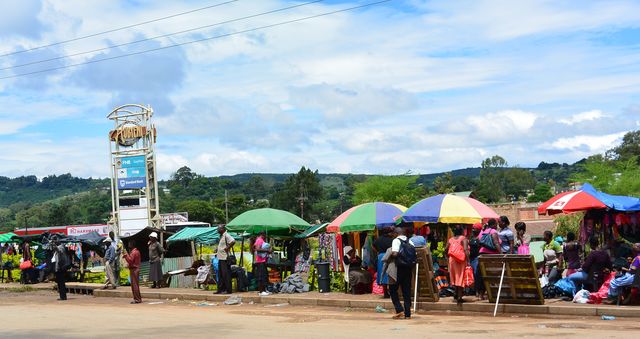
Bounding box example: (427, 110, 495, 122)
(568, 236, 611, 291)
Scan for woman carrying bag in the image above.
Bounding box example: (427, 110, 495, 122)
(445, 225, 470, 305)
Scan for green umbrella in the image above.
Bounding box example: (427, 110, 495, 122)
(0, 232, 17, 243)
(226, 208, 310, 235)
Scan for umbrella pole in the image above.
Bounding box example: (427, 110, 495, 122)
(493, 261, 506, 317)
(413, 262, 419, 313)
(239, 237, 245, 266)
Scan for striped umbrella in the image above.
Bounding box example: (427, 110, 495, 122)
(402, 194, 499, 224)
(327, 202, 407, 233)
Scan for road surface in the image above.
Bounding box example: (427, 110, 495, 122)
(1, 290, 638, 338)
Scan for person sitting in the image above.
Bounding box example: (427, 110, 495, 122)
(541, 231, 564, 285)
(606, 243, 640, 303)
(563, 232, 583, 277)
(343, 246, 372, 294)
(568, 236, 611, 291)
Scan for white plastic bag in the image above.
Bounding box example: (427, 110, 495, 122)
(539, 275, 549, 288)
(573, 289, 590, 303)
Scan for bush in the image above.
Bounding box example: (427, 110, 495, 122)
(554, 212, 584, 237)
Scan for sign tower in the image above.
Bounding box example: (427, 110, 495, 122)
(108, 104, 160, 236)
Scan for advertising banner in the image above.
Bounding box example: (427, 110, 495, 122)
(117, 177, 146, 189)
(117, 155, 145, 168)
(117, 167, 146, 178)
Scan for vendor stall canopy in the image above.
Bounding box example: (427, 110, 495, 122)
(166, 227, 241, 245)
(402, 194, 499, 224)
(0, 232, 17, 243)
(327, 202, 406, 233)
(538, 183, 640, 215)
(226, 208, 310, 236)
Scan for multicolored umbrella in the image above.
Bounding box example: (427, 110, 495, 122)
(401, 194, 499, 224)
(226, 208, 310, 235)
(537, 188, 606, 215)
(327, 202, 407, 233)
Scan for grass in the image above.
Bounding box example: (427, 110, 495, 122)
(7, 286, 36, 293)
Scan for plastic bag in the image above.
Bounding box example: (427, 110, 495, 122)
(463, 265, 475, 287)
(554, 277, 576, 297)
(539, 275, 549, 288)
(573, 289, 590, 303)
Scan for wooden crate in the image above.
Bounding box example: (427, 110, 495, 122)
(413, 246, 439, 302)
(478, 254, 544, 305)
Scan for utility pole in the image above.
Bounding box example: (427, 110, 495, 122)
(296, 183, 307, 219)
(224, 190, 229, 224)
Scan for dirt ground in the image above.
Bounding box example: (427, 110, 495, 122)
(1, 290, 639, 339)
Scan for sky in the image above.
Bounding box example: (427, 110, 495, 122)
(0, 0, 639, 179)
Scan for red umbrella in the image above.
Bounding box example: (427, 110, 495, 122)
(537, 190, 606, 215)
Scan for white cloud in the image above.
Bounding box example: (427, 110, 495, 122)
(559, 110, 607, 125)
(545, 132, 627, 153)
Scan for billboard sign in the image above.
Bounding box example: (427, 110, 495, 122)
(67, 225, 109, 236)
(116, 155, 145, 168)
(117, 167, 146, 178)
(117, 177, 146, 189)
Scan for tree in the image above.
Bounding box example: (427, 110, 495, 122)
(451, 175, 476, 192)
(503, 168, 535, 200)
(528, 183, 553, 202)
(432, 173, 455, 194)
(607, 130, 640, 162)
(171, 166, 199, 188)
(271, 167, 324, 220)
(476, 155, 508, 203)
(176, 200, 218, 224)
(572, 155, 640, 196)
(352, 175, 421, 207)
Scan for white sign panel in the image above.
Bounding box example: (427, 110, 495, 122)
(67, 225, 109, 236)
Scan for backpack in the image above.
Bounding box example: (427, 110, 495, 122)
(480, 231, 497, 251)
(396, 239, 417, 267)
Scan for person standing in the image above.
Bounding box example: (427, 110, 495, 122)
(123, 240, 142, 304)
(373, 227, 395, 298)
(215, 225, 236, 295)
(253, 231, 271, 296)
(389, 227, 413, 319)
(148, 232, 165, 289)
(514, 222, 531, 254)
(109, 231, 122, 287)
(102, 238, 117, 289)
(51, 236, 70, 301)
(497, 216, 514, 254)
(445, 225, 469, 305)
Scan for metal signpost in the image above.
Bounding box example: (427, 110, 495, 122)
(108, 104, 160, 236)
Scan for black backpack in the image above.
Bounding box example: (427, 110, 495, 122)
(396, 239, 417, 267)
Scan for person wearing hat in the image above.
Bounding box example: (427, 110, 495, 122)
(102, 237, 117, 290)
(51, 235, 70, 301)
(148, 232, 165, 288)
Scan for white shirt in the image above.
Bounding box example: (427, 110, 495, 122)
(391, 235, 408, 252)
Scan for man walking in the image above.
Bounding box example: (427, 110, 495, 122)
(389, 227, 414, 319)
(215, 225, 235, 294)
(123, 240, 142, 304)
(102, 237, 117, 289)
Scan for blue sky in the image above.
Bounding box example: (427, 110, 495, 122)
(0, 0, 639, 179)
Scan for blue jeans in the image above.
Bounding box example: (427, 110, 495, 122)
(568, 271, 588, 290)
(608, 272, 635, 297)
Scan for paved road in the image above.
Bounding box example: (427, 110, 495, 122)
(1, 290, 638, 338)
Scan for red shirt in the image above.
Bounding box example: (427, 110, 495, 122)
(124, 248, 141, 269)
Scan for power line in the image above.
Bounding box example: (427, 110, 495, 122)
(0, 0, 392, 80)
(0, 0, 239, 57)
(0, 0, 324, 71)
